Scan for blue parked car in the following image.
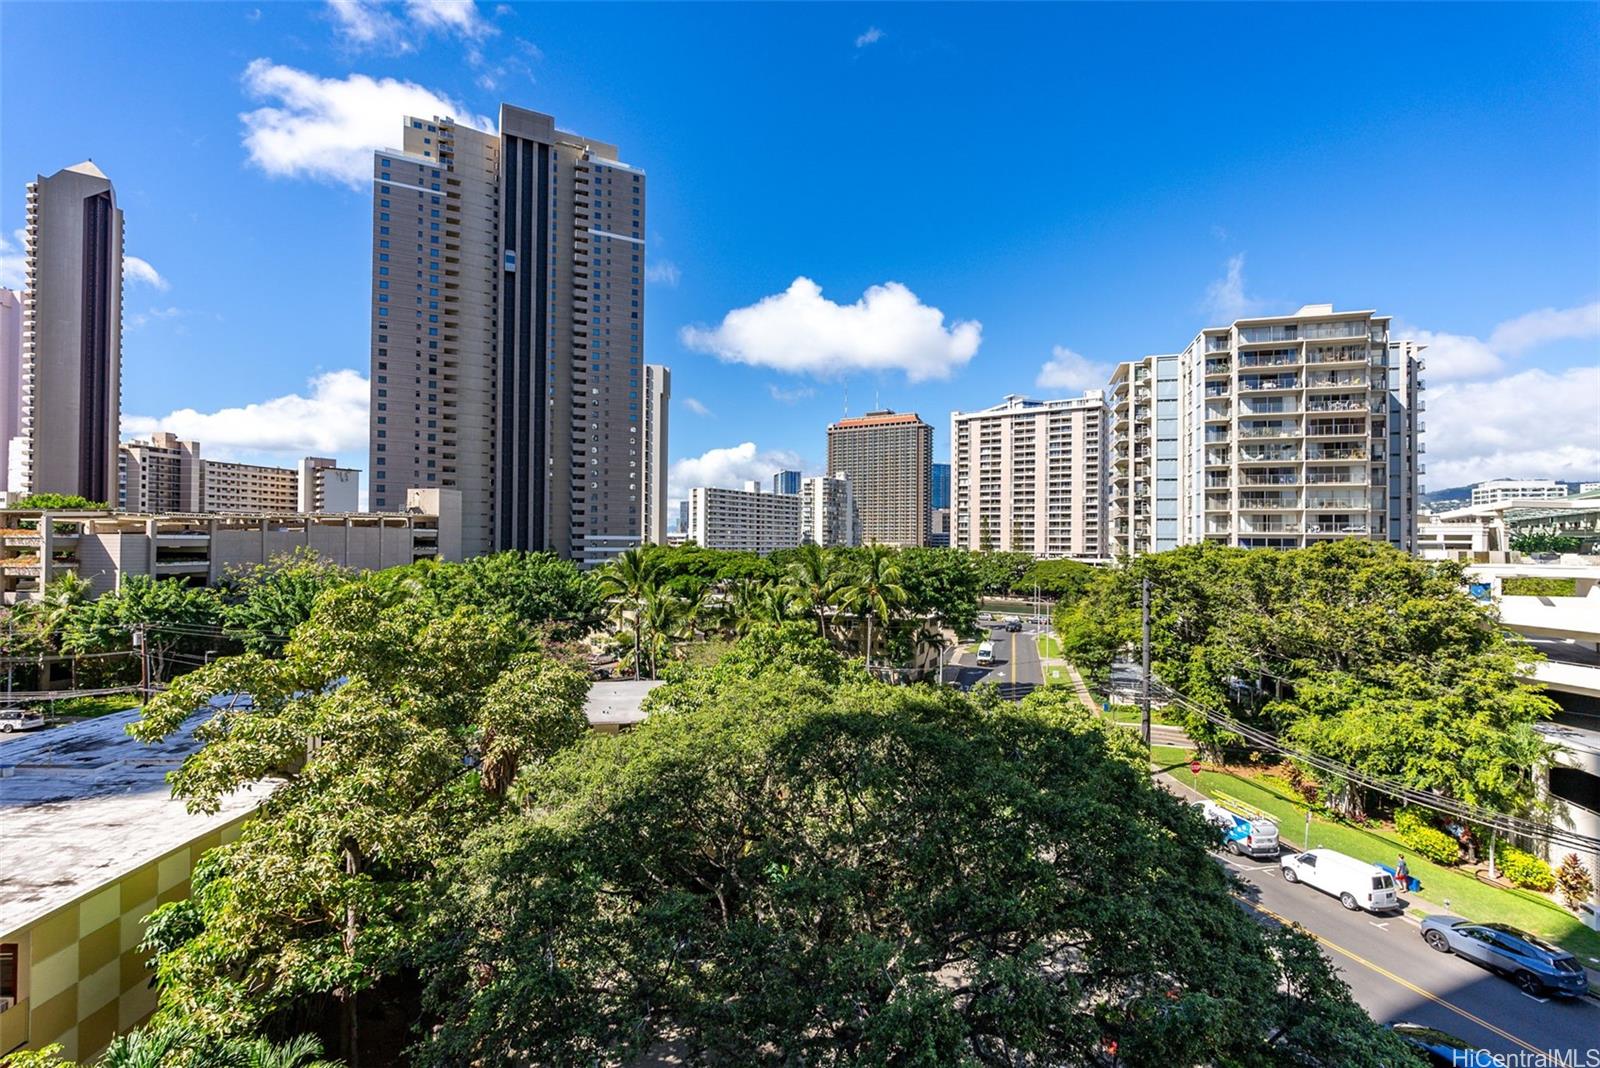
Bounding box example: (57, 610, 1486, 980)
(1387, 1022, 1498, 1067)
(1419, 916, 1590, 997)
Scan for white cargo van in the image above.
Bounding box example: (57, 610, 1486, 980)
(975, 641, 996, 667)
(1280, 848, 1399, 912)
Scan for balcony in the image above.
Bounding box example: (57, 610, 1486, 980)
(1238, 496, 1301, 511)
(1239, 377, 1299, 393)
(1241, 473, 1298, 486)
(1305, 372, 1369, 390)
(1305, 421, 1366, 438)
(1205, 360, 1232, 377)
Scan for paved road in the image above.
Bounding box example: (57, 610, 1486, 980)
(1214, 831, 1600, 1059)
(946, 622, 1047, 698)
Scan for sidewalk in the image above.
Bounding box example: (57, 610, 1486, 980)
(1062, 662, 1196, 749)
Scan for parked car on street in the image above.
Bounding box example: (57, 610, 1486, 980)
(0, 708, 45, 733)
(1419, 916, 1590, 997)
(1386, 1022, 1498, 1067)
(1002, 615, 1022, 632)
(1280, 848, 1399, 912)
(1192, 799, 1279, 858)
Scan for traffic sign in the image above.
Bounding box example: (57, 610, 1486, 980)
(1189, 760, 1201, 776)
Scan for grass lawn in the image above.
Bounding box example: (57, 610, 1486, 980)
(1106, 703, 1177, 727)
(38, 693, 141, 718)
(1037, 635, 1062, 659)
(1150, 750, 1600, 963)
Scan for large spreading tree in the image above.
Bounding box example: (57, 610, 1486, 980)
(415, 633, 1415, 1066)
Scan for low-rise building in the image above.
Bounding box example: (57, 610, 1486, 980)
(1471, 479, 1569, 506)
(687, 482, 801, 554)
(0, 489, 460, 604)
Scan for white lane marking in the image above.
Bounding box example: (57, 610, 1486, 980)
(1369, 921, 1390, 929)
(1519, 991, 1549, 1004)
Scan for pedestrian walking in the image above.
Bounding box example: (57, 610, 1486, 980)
(1395, 854, 1410, 892)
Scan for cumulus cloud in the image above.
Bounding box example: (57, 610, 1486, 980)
(1487, 301, 1600, 355)
(1036, 345, 1110, 392)
(0, 228, 24, 290)
(327, 0, 493, 50)
(239, 60, 493, 186)
(681, 277, 981, 383)
(126, 306, 187, 331)
(855, 26, 884, 47)
(1394, 301, 1600, 382)
(122, 369, 370, 459)
(1203, 253, 1265, 323)
(1424, 365, 1600, 488)
(768, 383, 816, 404)
(682, 397, 713, 417)
(645, 260, 680, 287)
(668, 441, 806, 500)
(124, 256, 168, 291)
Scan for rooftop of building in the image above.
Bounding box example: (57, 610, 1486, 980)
(0, 707, 270, 936)
(954, 392, 1107, 418)
(829, 410, 928, 429)
(0, 680, 670, 935)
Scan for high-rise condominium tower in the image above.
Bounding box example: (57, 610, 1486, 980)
(951, 393, 1107, 559)
(119, 432, 201, 512)
(17, 162, 122, 502)
(368, 105, 650, 563)
(826, 411, 932, 547)
(640, 364, 670, 544)
(1108, 306, 1422, 555)
(0, 289, 20, 496)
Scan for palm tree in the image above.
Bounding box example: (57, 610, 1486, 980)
(641, 586, 687, 678)
(840, 544, 908, 668)
(597, 548, 660, 679)
(786, 544, 840, 640)
(35, 571, 92, 687)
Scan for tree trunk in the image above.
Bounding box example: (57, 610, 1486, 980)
(342, 842, 362, 1067)
(864, 614, 874, 667)
(633, 611, 643, 680)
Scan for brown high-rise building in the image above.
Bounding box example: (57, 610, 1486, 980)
(368, 105, 652, 564)
(16, 162, 122, 503)
(826, 411, 932, 547)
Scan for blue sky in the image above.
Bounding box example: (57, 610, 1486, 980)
(3, 1, 1597, 502)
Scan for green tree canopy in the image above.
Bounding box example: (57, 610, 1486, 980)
(220, 548, 352, 654)
(12, 492, 109, 509)
(1055, 540, 1558, 815)
(129, 579, 591, 1061)
(416, 656, 1412, 1066)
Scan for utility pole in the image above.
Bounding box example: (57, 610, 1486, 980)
(134, 624, 150, 704)
(1141, 577, 1152, 748)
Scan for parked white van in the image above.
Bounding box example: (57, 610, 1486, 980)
(1193, 799, 1279, 859)
(1280, 848, 1399, 912)
(975, 641, 996, 667)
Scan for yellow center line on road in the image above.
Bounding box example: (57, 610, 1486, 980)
(1244, 900, 1548, 1059)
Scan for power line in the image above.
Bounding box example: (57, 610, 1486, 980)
(1147, 675, 1600, 854)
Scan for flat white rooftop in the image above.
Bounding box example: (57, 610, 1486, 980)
(0, 709, 267, 936)
(585, 679, 665, 729)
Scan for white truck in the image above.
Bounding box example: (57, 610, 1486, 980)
(975, 641, 996, 667)
(1193, 799, 1279, 859)
(1280, 848, 1399, 913)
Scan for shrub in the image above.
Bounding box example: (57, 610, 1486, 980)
(1556, 853, 1595, 910)
(1495, 842, 1556, 892)
(1393, 808, 1460, 866)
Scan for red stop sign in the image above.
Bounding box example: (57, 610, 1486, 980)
(1189, 760, 1201, 775)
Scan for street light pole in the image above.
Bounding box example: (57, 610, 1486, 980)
(1140, 577, 1152, 748)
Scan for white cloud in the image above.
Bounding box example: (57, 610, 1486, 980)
(668, 441, 805, 499)
(122, 369, 370, 459)
(645, 260, 680, 287)
(680, 277, 981, 383)
(1203, 253, 1265, 323)
(768, 383, 815, 404)
(0, 228, 24, 290)
(126, 306, 187, 331)
(1036, 345, 1110, 392)
(1487, 302, 1600, 355)
(239, 60, 494, 186)
(1390, 324, 1503, 381)
(327, 0, 492, 50)
(1424, 365, 1600, 488)
(124, 256, 168, 291)
(682, 397, 713, 417)
(855, 26, 884, 47)
(1394, 301, 1600, 383)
